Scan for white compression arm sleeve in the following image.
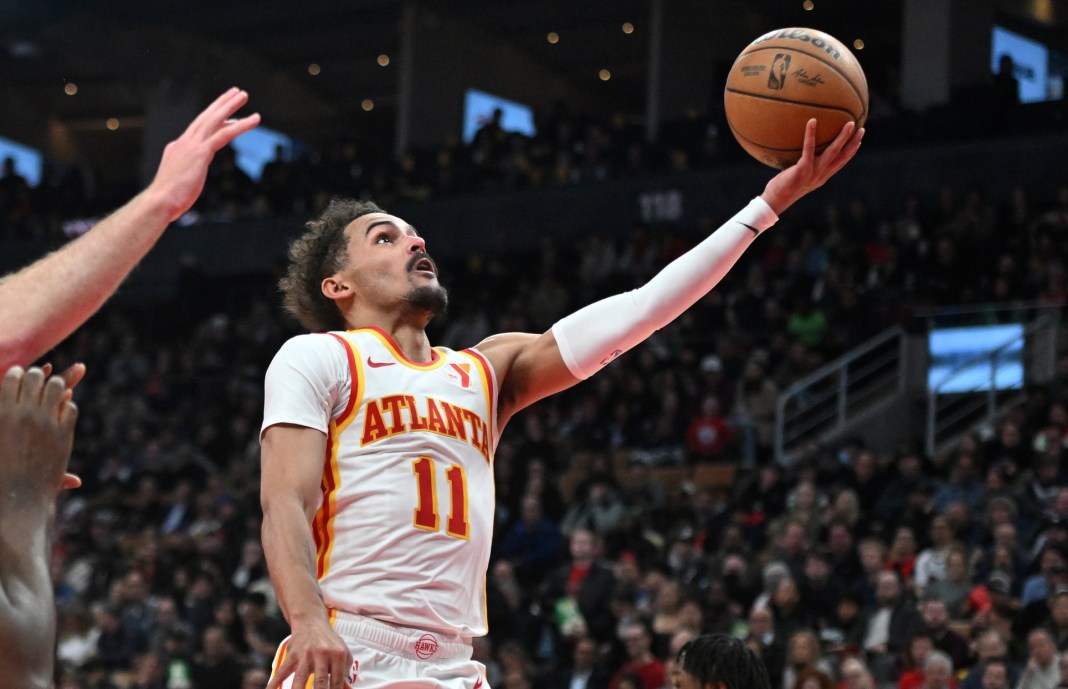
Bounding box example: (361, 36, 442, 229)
(551, 196, 778, 380)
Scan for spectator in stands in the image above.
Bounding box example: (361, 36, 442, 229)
(915, 516, 956, 595)
(853, 570, 919, 683)
(1017, 628, 1059, 689)
(549, 635, 610, 689)
(781, 629, 836, 689)
(917, 596, 971, 671)
(611, 619, 666, 689)
(544, 528, 619, 644)
(961, 629, 1019, 689)
(497, 494, 565, 587)
(927, 546, 976, 618)
(922, 651, 956, 689)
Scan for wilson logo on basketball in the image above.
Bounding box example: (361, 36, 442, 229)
(414, 633, 439, 659)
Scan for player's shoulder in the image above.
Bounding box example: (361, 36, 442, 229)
(274, 331, 351, 360)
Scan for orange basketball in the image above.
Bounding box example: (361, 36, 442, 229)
(724, 27, 868, 169)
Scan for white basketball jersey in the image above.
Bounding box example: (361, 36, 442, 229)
(263, 328, 498, 637)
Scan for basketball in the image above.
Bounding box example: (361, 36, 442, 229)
(724, 27, 868, 169)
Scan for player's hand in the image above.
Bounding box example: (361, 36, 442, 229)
(267, 619, 351, 689)
(760, 118, 864, 215)
(147, 87, 261, 223)
(0, 366, 79, 494)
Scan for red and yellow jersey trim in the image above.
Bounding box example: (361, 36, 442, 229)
(351, 326, 446, 370)
(312, 334, 364, 579)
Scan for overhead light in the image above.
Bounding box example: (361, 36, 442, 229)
(377, 54, 390, 67)
(622, 22, 634, 34)
(106, 118, 120, 131)
(853, 38, 865, 50)
(803, 1, 815, 9)
(361, 99, 374, 111)
(599, 69, 611, 81)
(547, 32, 559, 44)
(308, 63, 321, 75)
(64, 83, 78, 96)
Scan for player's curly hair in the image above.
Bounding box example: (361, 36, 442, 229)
(676, 634, 771, 689)
(279, 198, 384, 332)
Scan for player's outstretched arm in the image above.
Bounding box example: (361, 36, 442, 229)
(261, 423, 351, 689)
(0, 88, 260, 372)
(480, 119, 863, 427)
(0, 366, 78, 686)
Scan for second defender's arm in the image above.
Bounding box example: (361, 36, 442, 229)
(261, 423, 351, 689)
(0, 88, 259, 372)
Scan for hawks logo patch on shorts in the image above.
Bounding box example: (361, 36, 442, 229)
(414, 633, 439, 659)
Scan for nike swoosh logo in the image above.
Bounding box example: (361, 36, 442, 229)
(366, 357, 396, 368)
(737, 221, 760, 235)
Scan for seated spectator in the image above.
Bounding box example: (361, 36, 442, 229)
(794, 668, 836, 689)
(923, 651, 956, 689)
(610, 619, 666, 689)
(980, 659, 1014, 689)
(852, 570, 919, 684)
(782, 629, 836, 689)
(839, 656, 876, 689)
(927, 546, 976, 619)
(1016, 628, 1059, 689)
(900, 633, 939, 689)
(917, 596, 971, 671)
(960, 629, 1020, 689)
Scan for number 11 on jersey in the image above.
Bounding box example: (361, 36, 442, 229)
(412, 456, 470, 539)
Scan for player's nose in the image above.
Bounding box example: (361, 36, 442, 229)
(408, 235, 427, 253)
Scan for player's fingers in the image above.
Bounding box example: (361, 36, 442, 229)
(0, 366, 24, 409)
(60, 363, 87, 391)
(21, 367, 47, 405)
(42, 374, 67, 413)
(265, 657, 294, 689)
(41, 363, 53, 378)
(186, 87, 245, 138)
(820, 120, 856, 163)
(61, 473, 82, 490)
(199, 88, 250, 134)
(824, 127, 865, 178)
(798, 118, 818, 164)
(60, 399, 79, 431)
(329, 651, 350, 689)
(207, 113, 261, 152)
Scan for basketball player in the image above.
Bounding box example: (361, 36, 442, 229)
(670, 634, 772, 689)
(0, 88, 258, 686)
(260, 118, 863, 689)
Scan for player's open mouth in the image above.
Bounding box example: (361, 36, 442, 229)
(409, 256, 436, 275)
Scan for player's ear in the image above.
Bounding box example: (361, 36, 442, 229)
(322, 275, 353, 302)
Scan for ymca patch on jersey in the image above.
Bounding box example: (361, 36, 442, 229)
(445, 362, 474, 390)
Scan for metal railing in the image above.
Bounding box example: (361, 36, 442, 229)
(925, 314, 1059, 456)
(775, 326, 907, 464)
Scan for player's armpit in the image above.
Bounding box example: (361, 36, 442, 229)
(473, 330, 581, 427)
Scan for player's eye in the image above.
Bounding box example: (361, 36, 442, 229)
(374, 234, 392, 244)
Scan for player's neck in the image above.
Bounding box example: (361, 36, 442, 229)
(346, 307, 434, 362)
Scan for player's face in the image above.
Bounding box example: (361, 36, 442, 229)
(339, 212, 446, 314)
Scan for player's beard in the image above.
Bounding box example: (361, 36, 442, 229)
(405, 283, 448, 317)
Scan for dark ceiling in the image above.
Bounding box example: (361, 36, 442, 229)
(0, 0, 1065, 172)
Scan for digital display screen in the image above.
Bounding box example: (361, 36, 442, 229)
(928, 324, 1024, 393)
(992, 25, 1049, 103)
(462, 89, 536, 143)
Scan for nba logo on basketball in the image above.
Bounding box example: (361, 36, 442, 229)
(768, 54, 791, 89)
(414, 633, 439, 659)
